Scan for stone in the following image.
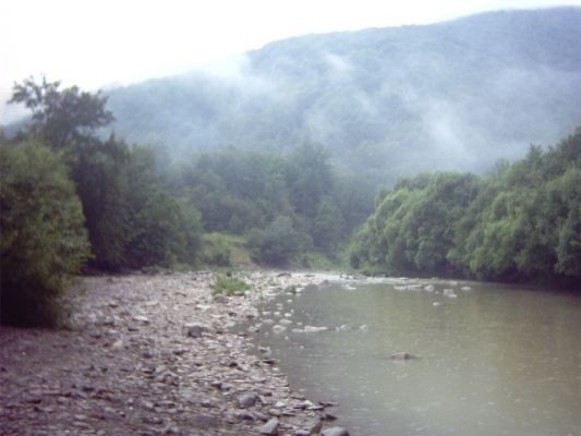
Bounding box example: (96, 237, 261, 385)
(237, 392, 258, 409)
(272, 324, 287, 334)
(259, 418, 280, 435)
(212, 294, 228, 304)
(185, 323, 209, 338)
(111, 340, 124, 350)
(306, 416, 323, 434)
(321, 427, 350, 436)
(303, 325, 328, 333)
(133, 315, 150, 323)
(390, 351, 416, 360)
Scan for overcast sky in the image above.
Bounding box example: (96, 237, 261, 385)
(1, 0, 578, 123)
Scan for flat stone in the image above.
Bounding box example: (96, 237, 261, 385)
(133, 315, 150, 323)
(259, 418, 279, 435)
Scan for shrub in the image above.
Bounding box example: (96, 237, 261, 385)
(247, 216, 305, 267)
(212, 275, 250, 296)
(0, 140, 91, 327)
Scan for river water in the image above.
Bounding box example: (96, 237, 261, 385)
(253, 279, 580, 436)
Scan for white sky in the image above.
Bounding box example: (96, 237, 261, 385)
(1, 0, 578, 123)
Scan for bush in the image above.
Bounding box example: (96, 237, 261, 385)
(202, 233, 232, 267)
(0, 140, 91, 326)
(212, 275, 250, 296)
(247, 216, 306, 267)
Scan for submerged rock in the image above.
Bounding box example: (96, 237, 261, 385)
(322, 427, 350, 436)
(390, 352, 417, 361)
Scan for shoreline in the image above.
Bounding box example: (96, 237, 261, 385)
(0, 270, 351, 435)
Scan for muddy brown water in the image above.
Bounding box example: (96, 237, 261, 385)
(252, 280, 580, 436)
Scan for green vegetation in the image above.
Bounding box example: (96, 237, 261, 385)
(212, 275, 250, 296)
(175, 143, 374, 267)
(1, 78, 204, 326)
(0, 139, 91, 326)
(350, 128, 581, 287)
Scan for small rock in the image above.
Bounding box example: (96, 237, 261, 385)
(185, 323, 208, 338)
(272, 324, 287, 334)
(237, 392, 258, 409)
(303, 325, 328, 333)
(236, 411, 255, 421)
(323, 412, 338, 421)
(390, 351, 416, 360)
(259, 418, 279, 435)
(111, 340, 124, 350)
(212, 294, 228, 304)
(321, 427, 349, 436)
(133, 315, 150, 323)
(305, 417, 323, 434)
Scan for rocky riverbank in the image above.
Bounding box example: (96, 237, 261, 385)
(0, 271, 351, 436)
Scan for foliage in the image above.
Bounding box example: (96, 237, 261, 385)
(212, 275, 250, 296)
(0, 139, 91, 326)
(350, 128, 581, 287)
(202, 233, 232, 267)
(9, 77, 114, 150)
(9, 78, 203, 272)
(247, 216, 308, 267)
(175, 145, 373, 264)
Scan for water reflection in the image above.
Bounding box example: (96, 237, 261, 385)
(254, 281, 580, 436)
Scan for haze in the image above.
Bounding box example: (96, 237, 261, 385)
(1, 0, 578, 124)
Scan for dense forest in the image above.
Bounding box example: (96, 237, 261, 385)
(350, 129, 581, 286)
(105, 7, 581, 184)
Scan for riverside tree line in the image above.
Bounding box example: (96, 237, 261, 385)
(1, 78, 579, 326)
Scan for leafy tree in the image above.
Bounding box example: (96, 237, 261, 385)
(247, 216, 307, 267)
(351, 127, 581, 287)
(287, 142, 334, 217)
(9, 77, 114, 150)
(70, 136, 131, 269)
(9, 78, 204, 271)
(0, 139, 91, 326)
(312, 198, 345, 254)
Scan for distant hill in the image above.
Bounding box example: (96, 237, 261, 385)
(106, 7, 581, 184)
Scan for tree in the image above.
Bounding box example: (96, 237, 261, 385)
(9, 77, 114, 150)
(247, 216, 306, 266)
(0, 139, 91, 326)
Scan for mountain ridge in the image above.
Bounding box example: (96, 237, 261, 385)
(106, 7, 581, 184)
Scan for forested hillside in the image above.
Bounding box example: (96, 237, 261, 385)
(106, 7, 581, 183)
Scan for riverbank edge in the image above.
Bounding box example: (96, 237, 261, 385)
(0, 269, 360, 436)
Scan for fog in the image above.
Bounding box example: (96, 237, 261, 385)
(4, 7, 580, 186)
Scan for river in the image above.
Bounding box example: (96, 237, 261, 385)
(253, 279, 580, 436)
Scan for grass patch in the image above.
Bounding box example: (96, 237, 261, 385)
(202, 233, 254, 268)
(212, 274, 251, 296)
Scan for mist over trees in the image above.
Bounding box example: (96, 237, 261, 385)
(106, 7, 581, 184)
